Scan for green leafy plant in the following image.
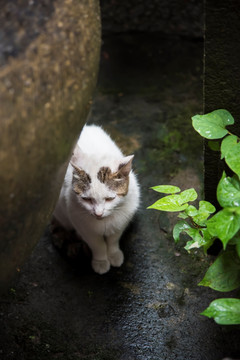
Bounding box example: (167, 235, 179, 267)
(148, 109, 240, 325)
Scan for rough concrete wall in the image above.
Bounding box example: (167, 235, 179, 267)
(204, 0, 240, 205)
(100, 0, 203, 38)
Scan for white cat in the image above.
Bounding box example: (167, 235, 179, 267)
(53, 125, 140, 274)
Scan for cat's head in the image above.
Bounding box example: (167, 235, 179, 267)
(70, 147, 134, 220)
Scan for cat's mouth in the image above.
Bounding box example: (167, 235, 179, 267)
(94, 214, 104, 220)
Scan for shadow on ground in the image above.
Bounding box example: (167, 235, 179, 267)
(1, 34, 240, 360)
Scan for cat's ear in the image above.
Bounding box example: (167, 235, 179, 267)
(70, 162, 83, 176)
(118, 155, 134, 177)
(71, 145, 83, 165)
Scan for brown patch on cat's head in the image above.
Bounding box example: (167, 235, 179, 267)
(97, 166, 112, 184)
(97, 156, 134, 196)
(71, 163, 91, 195)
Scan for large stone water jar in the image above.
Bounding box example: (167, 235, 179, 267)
(0, 0, 101, 291)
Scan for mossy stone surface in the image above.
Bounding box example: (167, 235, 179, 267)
(0, 0, 101, 290)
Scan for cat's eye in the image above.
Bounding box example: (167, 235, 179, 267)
(82, 197, 93, 203)
(105, 197, 115, 202)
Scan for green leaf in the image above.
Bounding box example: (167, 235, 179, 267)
(192, 109, 234, 139)
(231, 231, 240, 257)
(221, 134, 236, 159)
(185, 205, 198, 217)
(173, 220, 191, 243)
(173, 221, 214, 251)
(147, 195, 189, 212)
(150, 185, 181, 194)
(184, 228, 207, 250)
(199, 250, 240, 292)
(228, 231, 240, 257)
(217, 172, 240, 207)
(198, 201, 216, 214)
(178, 212, 188, 219)
(229, 231, 240, 245)
(179, 188, 198, 203)
(148, 188, 197, 212)
(184, 201, 215, 227)
(221, 135, 240, 177)
(201, 228, 215, 253)
(207, 208, 240, 249)
(191, 201, 216, 226)
(201, 298, 240, 325)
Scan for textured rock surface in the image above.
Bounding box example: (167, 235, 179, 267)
(0, 0, 101, 290)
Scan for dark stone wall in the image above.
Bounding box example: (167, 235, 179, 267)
(100, 0, 203, 38)
(204, 0, 240, 205)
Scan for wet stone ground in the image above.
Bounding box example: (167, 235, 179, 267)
(1, 34, 240, 360)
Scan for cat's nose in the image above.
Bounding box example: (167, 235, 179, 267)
(95, 213, 103, 220)
(94, 208, 104, 219)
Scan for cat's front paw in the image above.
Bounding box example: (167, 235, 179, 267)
(108, 250, 124, 267)
(92, 259, 110, 274)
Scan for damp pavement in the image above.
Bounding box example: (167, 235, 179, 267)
(1, 34, 240, 360)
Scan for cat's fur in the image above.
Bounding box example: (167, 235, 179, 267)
(53, 125, 140, 274)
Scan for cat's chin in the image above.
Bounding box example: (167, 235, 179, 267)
(95, 215, 104, 220)
(92, 213, 106, 220)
